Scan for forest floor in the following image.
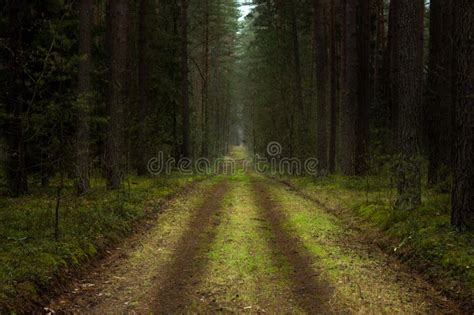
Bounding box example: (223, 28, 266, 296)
(43, 148, 468, 314)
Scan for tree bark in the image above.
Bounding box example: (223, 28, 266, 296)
(5, 0, 28, 197)
(180, 0, 190, 158)
(328, 0, 338, 174)
(340, 0, 358, 175)
(105, 0, 130, 189)
(425, 0, 453, 187)
(372, 0, 385, 99)
(289, 1, 305, 157)
(355, 0, 370, 175)
(394, 0, 424, 210)
(201, 0, 210, 158)
(314, 0, 329, 170)
(384, 0, 400, 152)
(451, 0, 474, 231)
(75, 0, 93, 194)
(137, 0, 151, 176)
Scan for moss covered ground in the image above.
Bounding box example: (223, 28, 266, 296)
(285, 175, 474, 309)
(0, 174, 203, 311)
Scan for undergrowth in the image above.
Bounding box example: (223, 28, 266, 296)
(287, 175, 474, 305)
(0, 174, 202, 312)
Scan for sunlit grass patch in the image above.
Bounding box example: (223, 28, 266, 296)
(264, 179, 435, 313)
(286, 175, 474, 303)
(228, 145, 248, 160)
(201, 178, 297, 313)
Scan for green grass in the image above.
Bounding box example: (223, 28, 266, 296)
(199, 173, 300, 313)
(263, 178, 452, 313)
(0, 173, 203, 311)
(286, 175, 474, 302)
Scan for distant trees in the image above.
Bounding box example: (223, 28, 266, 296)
(189, 0, 239, 159)
(240, 0, 376, 172)
(240, 0, 311, 158)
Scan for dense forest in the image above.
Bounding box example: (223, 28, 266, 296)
(0, 0, 473, 313)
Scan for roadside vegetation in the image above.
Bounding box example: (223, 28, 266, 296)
(283, 175, 474, 308)
(45, 171, 460, 314)
(0, 174, 203, 311)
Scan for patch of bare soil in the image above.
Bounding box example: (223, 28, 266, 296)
(150, 180, 229, 314)
(252, 179, 342, 314)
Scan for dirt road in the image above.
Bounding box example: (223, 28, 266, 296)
(47, 171, 460, 314)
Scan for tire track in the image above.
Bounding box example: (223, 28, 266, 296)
(273, 177, 463, 314)
(151, 180, 229, 314)
(252, 178, 339, 314)
(46, 179, 211, 314)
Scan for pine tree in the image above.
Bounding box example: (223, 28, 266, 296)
(75, 0, 93, 194)
(340, 0, 358, 175)
(451, 0, 474, 231)
(137, 0, 151, 175)
(313, 0, 329, 170)
(394, 0, 424, 210)
(180, 0, 190, 158)
(425, 0, 453, 187)
(105, 0, 130, 189)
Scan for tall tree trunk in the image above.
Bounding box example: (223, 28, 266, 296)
(451, 0, 474, 231)
(314, 0, 329, 170)
(355, 0, 370, 175)
(75, 0, 93, 194)
(373, 0, 385, 99)
(180, 0, 190, 158)
(340, 0, 358, 175)
(105, 0, 130, 189)
(5, 0, 28, 197)
(336, 0, 346, 171)
(137, 0, 151, 176)
(425, 0, 453, 187)
(290, 1, 305, 157)
(172, 6, 180, 160)
(201, 0, 210, 158)
(328, 0, 338, 174)
(385, 0, 400, 152)
(394, 0, 424, 210)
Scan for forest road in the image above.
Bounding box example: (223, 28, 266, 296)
(47, 172, 461, 314)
